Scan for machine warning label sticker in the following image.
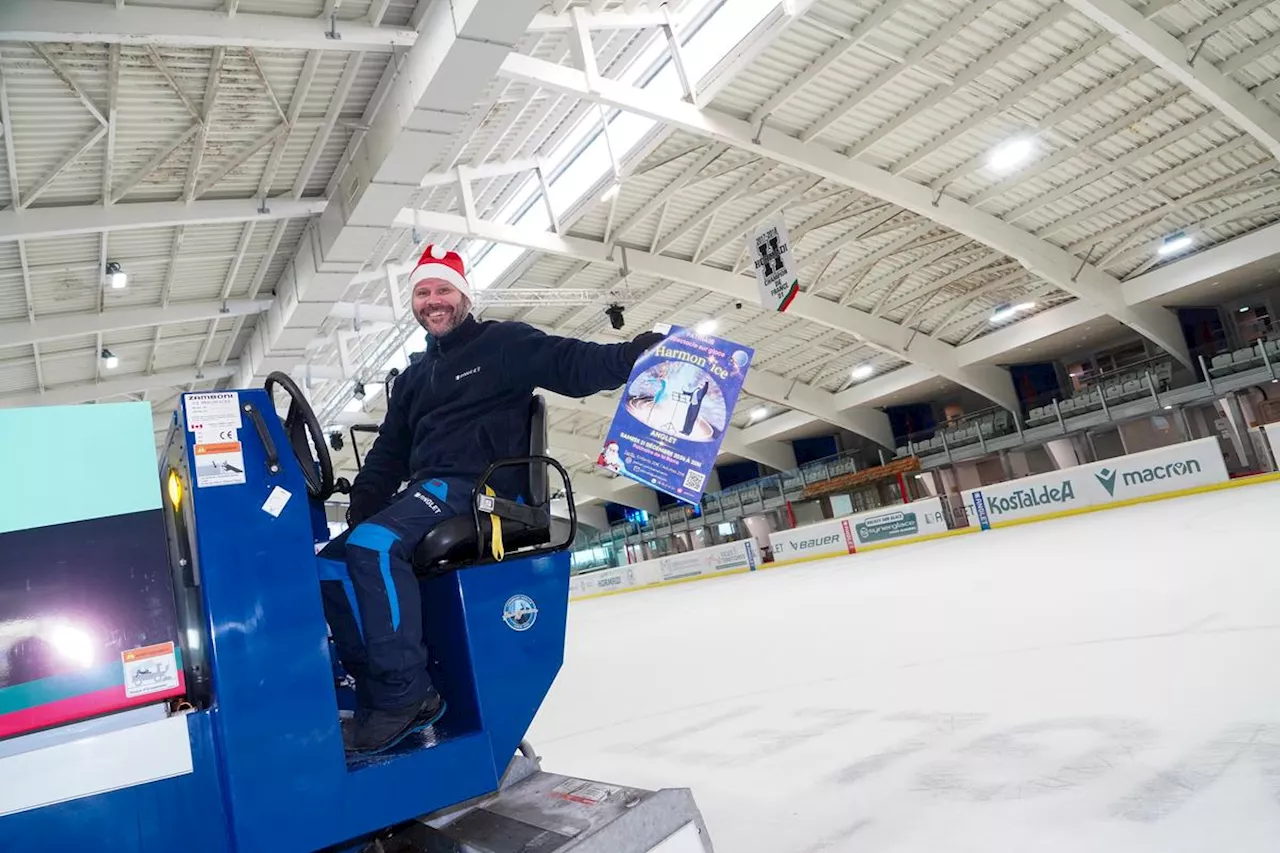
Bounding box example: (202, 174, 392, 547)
(123, 642, 180, 699)
(550, 778, 621, 806)
(185, 391, 242, 440)
(194, 441, 246, 488)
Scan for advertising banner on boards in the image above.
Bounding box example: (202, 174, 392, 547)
(598, 325, 753, 505)
(961, 437, 1228, 525)
(769, 497, 949, 563)
(568, 539, 760, 599)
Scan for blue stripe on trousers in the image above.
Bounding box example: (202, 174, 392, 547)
(317, 557, 364, 639)
(346, 523, 402, 631)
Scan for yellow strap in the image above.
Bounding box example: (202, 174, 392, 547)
(484, 485, 505, 561)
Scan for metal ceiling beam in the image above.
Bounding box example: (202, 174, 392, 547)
(0, 2, 417, 52)
(954, 301, 1105, 366)
(0, 364, 238, 409)
(1123, 217, 1280, 306)
(1065, 0, 1280, 163)
(802, 0, 999, 146)
(0, 198, 325, 242)
(397, 208, 1021, 412)
(234, 0, 544, 389)
(0, 299, 271, 351)
(496, 53, 1192, 370)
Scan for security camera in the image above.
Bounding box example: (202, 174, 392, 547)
(352, 380, 366, 401)
(605, 304, 626, 330)
(329, 432, 344, 452)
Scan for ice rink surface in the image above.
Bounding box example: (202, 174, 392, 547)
(530, 482, 1280, 852)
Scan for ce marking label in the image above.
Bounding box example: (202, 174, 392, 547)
(212, 428, 236, 441)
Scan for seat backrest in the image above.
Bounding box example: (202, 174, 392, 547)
(528, 395, 548, 506)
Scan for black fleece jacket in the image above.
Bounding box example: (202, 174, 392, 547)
(348, 316, 643, 521)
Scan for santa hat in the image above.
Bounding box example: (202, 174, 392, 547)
(408, 244, 471, 298)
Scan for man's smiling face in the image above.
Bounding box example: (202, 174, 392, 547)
(412, 278, 469, 336)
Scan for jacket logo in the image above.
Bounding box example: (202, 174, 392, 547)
(455, 366, 481, 381)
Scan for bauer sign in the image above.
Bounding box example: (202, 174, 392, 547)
(748, 217, 800, 313)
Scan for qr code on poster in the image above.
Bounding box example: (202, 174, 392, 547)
(682, 469, 706, 491)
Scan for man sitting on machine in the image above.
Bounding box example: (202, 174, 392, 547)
(319, 244, 663, 756)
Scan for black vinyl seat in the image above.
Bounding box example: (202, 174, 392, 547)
(411, 396, 554, 575)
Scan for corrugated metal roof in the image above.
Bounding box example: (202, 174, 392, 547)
(15, 0, 1280, 462)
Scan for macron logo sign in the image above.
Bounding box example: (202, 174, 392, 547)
(1096, 459, 1202, 497)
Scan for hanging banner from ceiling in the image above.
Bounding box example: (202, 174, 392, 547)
(598, 325, 754, 506)
(748, 217, 800, 313)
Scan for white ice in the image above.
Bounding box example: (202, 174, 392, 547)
(530, 481, 1280, 852)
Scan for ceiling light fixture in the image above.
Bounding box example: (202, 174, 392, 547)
(990, 301, 1036, 323)
(105, 261, 127, 289)
(101, 348, 118, 370)
(749, 406, 768, 421)
(988, 136, 1034, 172)
(695, 319, 718, 335)
(1238, 306, 1251, 313)
(1158, 232, 1193, 256)
(851, 364, 874, 380)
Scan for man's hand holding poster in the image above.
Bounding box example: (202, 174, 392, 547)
(599, 324, 753, 505)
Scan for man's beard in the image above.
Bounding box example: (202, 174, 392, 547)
(418, 297, 471, 335)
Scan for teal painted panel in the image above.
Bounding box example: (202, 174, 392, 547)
(0, 402, 161, 534)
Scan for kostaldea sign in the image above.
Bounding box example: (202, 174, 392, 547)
(748, 217, 800, 313)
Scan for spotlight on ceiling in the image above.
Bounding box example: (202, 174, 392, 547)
(1157, 232, 1193, 256)
(1238, 305, 1251, 313)
(101, 348, 118, 370)
(105, 261, 127, 289)
(990, 301, 1036, 323)
(352, 380, 366, 401)
(851, 364, 874, 380)
(988, 136, 1034, 172)
(695, 319, 718, 336)
(605, 303, 626, 331)
(750, 406, 768, 421)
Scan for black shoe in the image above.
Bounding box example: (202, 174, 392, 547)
(342, 690, 447, 756)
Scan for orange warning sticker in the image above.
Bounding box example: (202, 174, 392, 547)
(193, 440, 246, 488)
(195, 441, 242, 456)
(122, 641, 180, 698)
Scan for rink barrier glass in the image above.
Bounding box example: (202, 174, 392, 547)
(570, 470, 1280, 602)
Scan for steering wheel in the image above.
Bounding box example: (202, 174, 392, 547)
(264, 371, 336, 501)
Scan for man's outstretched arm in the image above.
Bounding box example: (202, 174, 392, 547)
(511, 324, 664, 397)
(347, 379, 413, 526)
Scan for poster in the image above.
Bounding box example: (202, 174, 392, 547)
(748, 217, 800, 313)
(598, 325, 753, 505)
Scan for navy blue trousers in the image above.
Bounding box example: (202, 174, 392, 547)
(317, 477, 471, 711)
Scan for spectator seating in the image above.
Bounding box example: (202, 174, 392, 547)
(899, 409, 1015, 457)
(1025, 360, 1174, 427)
(1208, 339, 1279, 378)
